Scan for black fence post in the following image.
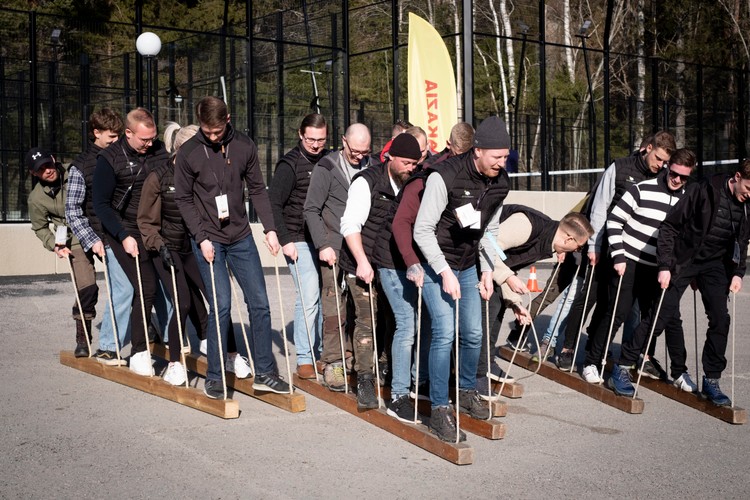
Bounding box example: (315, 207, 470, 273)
(276, 11, 285, 170)
(737, 67, 747, 161)
(697, 64, 703, 177)
(0, 55, 6, 221)
(651, 57, 659, 133)
(80, 53, 90, 153)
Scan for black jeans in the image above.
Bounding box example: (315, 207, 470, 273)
(619, 260, 732, 378)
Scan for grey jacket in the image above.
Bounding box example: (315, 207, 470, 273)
(303, 151, 351, 253)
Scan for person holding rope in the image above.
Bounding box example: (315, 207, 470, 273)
(27, 147, 97, 357)
(583, 148, 696, 391)
(609, 158, 750, 405)
(174, 96, 289, 399)
(269, 113, 329, 380)
(93, 108, 169, 376)
(66, 108, 132, 365)
(344, 133, 421, 415)
(303, 123, 374, 393)
(413, 116, 511, 442)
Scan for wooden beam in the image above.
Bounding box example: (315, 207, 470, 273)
(635, 373, 747, 425)
(490, 378, 525, 399)
(293, 375, 474, 465)
(497, 346, 645, 414)
(151, 344, 305, 413)
(59, 351, 239, 419)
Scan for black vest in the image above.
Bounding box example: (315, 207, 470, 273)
(278, 145, 325, 243)
(498, 204, 558, 271)
(72, 143, 104, 239)
(432, 152, 510, 271)
(696, 179, 744, 262)
(151, 162, 191, 253)
(610, 153, 656, 213)
(99, 139, 168, 236)
(340, 162, 397, 272)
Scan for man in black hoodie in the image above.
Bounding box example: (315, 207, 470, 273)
(174, 96, 290, 399)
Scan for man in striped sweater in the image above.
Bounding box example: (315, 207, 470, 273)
(582, 149, 697, 390)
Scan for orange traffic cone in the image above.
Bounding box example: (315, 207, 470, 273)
(526, 265, 543, 292)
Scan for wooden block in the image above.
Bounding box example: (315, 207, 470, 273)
(497, 346, 645, 414)
(151, 344, 305, 413)
(492, 380, 525, 399)
(294, 375, 474, 465)
(59, 351, 239, 419)
(636, 376, 747, 425)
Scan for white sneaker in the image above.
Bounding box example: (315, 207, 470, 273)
(226, 352, 253, 379)
(129, 350, 155, 376)
(163, 361, 187, 386)
(199, 339, 207, 356)
(582, 364, 603, 384)
(673, 372, 698, 392)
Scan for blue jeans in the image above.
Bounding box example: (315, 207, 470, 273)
(153, 279, 174, 342)
(542, 277, 580, 347)
(193, 234, 277, 381)
(99, 246, 133, 351)
(379, 267, 420, 398)
(286, 241, 323, 365)
(421, 264, 482, 407)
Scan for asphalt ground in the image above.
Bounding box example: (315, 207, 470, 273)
(1, 264, 748, 499)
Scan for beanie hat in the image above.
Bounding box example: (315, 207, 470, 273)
(388, 133, 422, 160)
(473, 116, 511, 149)
(25, 147, 55, 173)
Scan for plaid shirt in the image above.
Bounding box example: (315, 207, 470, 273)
(65, 166, 101, 252)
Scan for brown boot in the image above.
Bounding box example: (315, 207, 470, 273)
(74, 319, 91, 358)
(296, 364, 316, 379)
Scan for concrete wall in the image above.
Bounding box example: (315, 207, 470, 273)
(0, 190, 587, 276)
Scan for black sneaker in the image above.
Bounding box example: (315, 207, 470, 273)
(74, 343, 89, 358)
(556, 350, 574, 371)
(203, 379, 225, 399)
(638, 357, 667, 380)
(429, 406, 466, 442)
(253, 373, 291, 394)
(458, 388, 491, 419)
(356, 373, 379, 409)
(409, 381, 430, 401)
(701, 376, 731, 407)
(94, 349, 126, 366)
(387, 395, 421, 423)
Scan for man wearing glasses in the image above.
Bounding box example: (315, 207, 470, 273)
(93, 107, 169, 376)
(269, 114, 329, 380)
(304, 123, 374, 392)
(610, 155, 750, 405)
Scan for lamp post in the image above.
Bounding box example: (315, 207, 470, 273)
(576, 20, 596, 169)
(136, 32, 161, 113)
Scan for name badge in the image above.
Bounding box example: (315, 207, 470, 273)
(455, 202, 481, 229)
(216, 194, 229, 220)
(55, 225, 68, 246)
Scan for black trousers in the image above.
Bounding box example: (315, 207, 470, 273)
(620, 259, 730, 379)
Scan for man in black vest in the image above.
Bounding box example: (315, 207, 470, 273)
(556, 131, 676, 379)
(342, 133, 421, 414)
(413, 116, 511, 442)
(612, 160, 750, 406)
(93, 108, 169, 376)
(476, 208, 594, 396)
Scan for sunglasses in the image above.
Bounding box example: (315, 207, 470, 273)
(668, 170, 690, 182)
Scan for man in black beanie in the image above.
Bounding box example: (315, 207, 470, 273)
(413, 116, 511, 441)
(340, 133, 421, 410)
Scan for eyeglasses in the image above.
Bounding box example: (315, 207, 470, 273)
(668, 170, 690, 182)
(136, 135, 157, 145)
(343, 137, 370, 157)
(303, 136, 326, 145)
(566, 233, 586, 251)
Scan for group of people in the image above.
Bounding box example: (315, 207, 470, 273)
(27, 98, 745, 444)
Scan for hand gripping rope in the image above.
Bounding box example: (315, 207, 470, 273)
(66, 255, 92, 357)
(273, 253, 294, 394)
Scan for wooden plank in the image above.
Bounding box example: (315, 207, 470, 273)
(497, 346, 645, 414)
(151, 344, 305, 413)
(59, 351, 239, 419)
(293, 375, 474, 465)
(489, 378, 525, 399)
(635, 374, 747, 425)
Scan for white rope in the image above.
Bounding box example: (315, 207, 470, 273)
(101, 252, 122, 363)
(484, 297, 492, 414)
(509, 296, 545, 384)
(538, 260, 583, 367)
(414, 286, 422, 424)
(599, 273, 624, 385)
(170, 264, 189, 387)
(274, 253, 294, 394)
(227, 266, 256, 377)
(332, 263, 349, 394)
(693, 289, 700, 391)
(209, 261, 228, 400)
(293, 259, 319, 381)
(633, 288, 667, 398)
(570, 263, 596, 373)
(66, 256, 92, 356)
(526, 262, 561, 357)
(134, 255, 152, 376)
(491, 293, 534, 401)
(731, 290, 736, 407)
(368, 282, 382, 408)
(454, 297, 460, 444)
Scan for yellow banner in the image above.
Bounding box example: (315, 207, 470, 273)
(407, 13, 458, 152)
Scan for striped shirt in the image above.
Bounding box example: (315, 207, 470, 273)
(607, 172, 685, 266)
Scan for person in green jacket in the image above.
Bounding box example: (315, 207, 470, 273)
(27, 147, 98, 357)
